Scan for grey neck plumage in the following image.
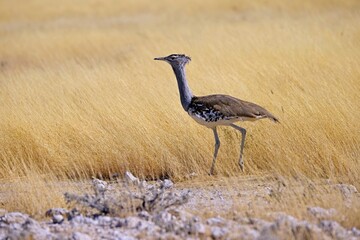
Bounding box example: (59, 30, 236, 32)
(171, 65, 193, 111)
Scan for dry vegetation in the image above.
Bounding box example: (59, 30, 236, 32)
(0, 0, 359, 225)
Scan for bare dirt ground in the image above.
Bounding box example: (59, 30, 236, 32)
(1, 173, 359, 239)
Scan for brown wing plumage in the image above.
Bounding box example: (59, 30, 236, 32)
(192, 94, 279, 122)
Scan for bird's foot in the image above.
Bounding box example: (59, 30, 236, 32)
(239, 158, 244, 172)
(209, 166, 215, 176)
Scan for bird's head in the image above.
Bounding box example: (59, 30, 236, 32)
(154, 54, 191, 67)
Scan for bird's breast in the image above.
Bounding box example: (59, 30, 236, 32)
(187, 106, 238, 128)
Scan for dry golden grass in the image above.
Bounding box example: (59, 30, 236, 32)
(0, 0, 359, 220)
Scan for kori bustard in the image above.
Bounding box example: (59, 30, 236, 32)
(154, 54, 278, 175)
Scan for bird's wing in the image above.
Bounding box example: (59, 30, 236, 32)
(192, 94, 278, 122)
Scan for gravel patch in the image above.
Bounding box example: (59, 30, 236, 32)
(1, 173, 359, 239)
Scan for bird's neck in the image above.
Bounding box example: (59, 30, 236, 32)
(171, 65, 193, 111)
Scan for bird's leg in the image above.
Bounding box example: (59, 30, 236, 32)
(210, 127, 221, 175)
(230, 124, 247, 172)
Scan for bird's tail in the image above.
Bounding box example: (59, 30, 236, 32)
(269, 115, 279, 123)
(266, 111, 279, 123)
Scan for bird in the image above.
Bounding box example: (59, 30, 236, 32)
(154, 54, 279, 175)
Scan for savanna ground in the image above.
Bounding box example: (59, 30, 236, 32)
(0, 0, 359, 232)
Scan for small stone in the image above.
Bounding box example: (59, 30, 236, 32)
(1, 212, 29, 224)
(207, 217, 226, 226)
(259, 214, 325, 240)
(153, 211, 173, 225)
(125, 171, 140, 185)
(211, 227, 228, 239)
(152, 211, 176, 232)
(67, 208, 81, 220)
(97, 216, 112, 226)
(46, 208, 68, 224)
(138, 211, 151, 220)
(264, 186, 274, 196)
(240, 227, 261, 239)
(70, 215, 97, 225)
(193, 222, 206, 234)
(351, 227, 360, 236)
(72, 232, 92, 240)
(334, 184, 358, 197)
(110, 217, 127, 228)
(319, 220, 348, 239)
(126, 216, 141, 229)
(140, 180, 148, 188)
(162, 179, 174, 189)
(52, 214, 64, 224)
(334, 184, 358, 207)
(92, 178, 108, 195)
(126, 216, 156, 231)
(307, 207, 336, 220)
(114, 234, 137, 240)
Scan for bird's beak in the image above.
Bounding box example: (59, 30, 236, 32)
(154, 57, 166, 61)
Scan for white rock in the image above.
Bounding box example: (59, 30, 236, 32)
(162, 179, 174, 189)
(319, 220, 349, 239)
(97, 216, 112, 226)
(308, 207, 337, 219)
(70, 215, 97, 225)
(72, 232, 92, 240)
(140, 180, 148, 188)
(137, 220, 156, 231)
(171, 209, 194, 222)
(259, 214, 325, 240)
(351, 227, 360, 236)
(193, 222, 206, 234)
(92, 178, 108, 195)
(110, 217, 127, 228)
(112, 232, 138, 240)
(240, 227, 261, 239)
(207, 217, 226, 226)
(138, 211, 151, 220)
(126, 216, 142, 229)
(46, 208, 68, 224)
(124, 171, 140, 185)
(211, 226, 228, 239)
(52, 214, 64, 224)
(1, 212, 29, 224)
(334, 184, 358, 197)
(264, 186, 274, 196)
(334, 184, 358, 207)
(153, 211, 173, 225)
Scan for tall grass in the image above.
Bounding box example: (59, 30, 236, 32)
(0, 0, 359, 215)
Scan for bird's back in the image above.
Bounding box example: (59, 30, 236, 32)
(189, 94, 278, 123)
